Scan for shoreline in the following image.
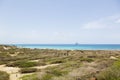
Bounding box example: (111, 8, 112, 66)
(1, 44, 120, 51)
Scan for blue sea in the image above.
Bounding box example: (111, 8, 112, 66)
(11, 44, 120, 50)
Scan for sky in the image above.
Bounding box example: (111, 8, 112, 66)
(0, 0, 120, 44)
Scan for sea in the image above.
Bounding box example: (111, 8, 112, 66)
(10, 44, 120, 50)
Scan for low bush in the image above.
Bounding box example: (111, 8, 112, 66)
(38, 62, 46, 66)
(41, 74, 53, 80)
(0, 61, 5, 65)
(46, 69, 64, 76)
(20, 72, 52, 80)
(50, 60, 64, 64)
(97, 60, 120, 80)
(21, 74, 39, 80)
(0, 71, 9, 80)
(80, 58, 94, 62)
(6, 60, 38, 68)
(20, 68, 37, 73)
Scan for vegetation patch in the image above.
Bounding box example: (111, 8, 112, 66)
(1, 45, 120, 80)
(20, 68, 37, 73)
(46, 69, 67, 77)
(49, 60, 64, 64)
(21, 74, 39, 80)
(80, 58, 94, 62)
(6, 60, 38, 68)
(41, 74, 53, 80)
(97, 60, 120, 80)
(0, 71, 9, 80)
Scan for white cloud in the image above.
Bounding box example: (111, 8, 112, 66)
(82, 20, 104, 29)
(82, 15, 120, 30)
(78, 15, 120, 44)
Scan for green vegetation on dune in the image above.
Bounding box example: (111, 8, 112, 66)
(0, 71, 9, 80)
(6, 60, 38, 68)
(80, 58, 94, 62)
(20, 74, 39, 80)
(0, 45, 120, 80)
(21, 69, 68, 80)
(97, 60, 120, 80)
(20, 68, 38, 73)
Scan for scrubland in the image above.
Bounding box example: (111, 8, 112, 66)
(0, 45, 120, 80)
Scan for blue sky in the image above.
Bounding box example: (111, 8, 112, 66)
(0, 0, 120, 44)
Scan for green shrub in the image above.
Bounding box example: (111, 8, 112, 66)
(41, 74, 53, 80)
(38, 62, 46, 66)
(50, 60, 64, 64)
(80, 58, 94, 62)
(6, 60, 38, 68)
(20, 68, 37, 73)
(46, 68, 68, 77)
(0, 61, 4, 65)
(47, 70, 63, 76)
(0, 71, 9, 80)
(97, 60, 120, 80)
(21, 74, 39, 80)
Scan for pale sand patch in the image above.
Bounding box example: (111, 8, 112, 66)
(8, 52, 20, 57)
(0, 63, 60, 80)
(30, 60, 39, 62)
(33, 64, 60, 69)
(0, 65, 20, 80)
(110, 56, 118, 60)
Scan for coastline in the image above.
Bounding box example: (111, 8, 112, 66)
(5, 44, 120, 50)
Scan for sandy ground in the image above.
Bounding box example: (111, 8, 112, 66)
(0, 64, 60, 80)
(33, 64, 59, 69)
(0, 65, 20, 80)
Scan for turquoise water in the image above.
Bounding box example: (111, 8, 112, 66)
(12, 44, 120, 50)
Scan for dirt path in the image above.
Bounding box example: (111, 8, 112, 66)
(0, 65, 20, 80)
(33, 64, 59, 69)
(0, 64, 60, 80)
